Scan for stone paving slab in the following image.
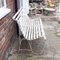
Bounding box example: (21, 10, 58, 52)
(8, 15, 60, 60)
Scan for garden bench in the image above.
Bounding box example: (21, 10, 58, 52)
(13, 8, 46, 51)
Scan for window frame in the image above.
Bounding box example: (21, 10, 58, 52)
(20, 0, 23, 8)
(0, 0, 7, 8)
(3, 0, 7, 8)
(0, 0, 11, 19)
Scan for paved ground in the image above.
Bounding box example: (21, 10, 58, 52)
(8, 14, 60, 60)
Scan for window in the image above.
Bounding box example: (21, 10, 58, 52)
(0, 0, 11, 19)
(0, 0, 6, 8)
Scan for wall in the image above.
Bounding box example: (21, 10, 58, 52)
(0, 0, 17, 60)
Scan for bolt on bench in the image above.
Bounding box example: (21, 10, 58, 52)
(12, 8, 46, 52)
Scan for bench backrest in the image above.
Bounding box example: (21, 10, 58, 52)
(12, 8, 46, 40)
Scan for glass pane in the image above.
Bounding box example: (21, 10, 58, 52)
(0, 0, 6, 8)
(2, 0, 4, 6)
(0, 0, 3, 7)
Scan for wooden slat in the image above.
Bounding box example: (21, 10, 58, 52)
(38, 19, 41, 37)
(36, 20, 38, 38)
(16, 10, 23, 21)
(25, 27, 29, 40)
(12, 7, 22, 20)
(18, 15, 23, 25)
(40, 19, 46, 39)
(28, 27, 30, 40)
(31, 27, 33, 40)
(24, 27, 27, 38)
(37, 20, 40, 37)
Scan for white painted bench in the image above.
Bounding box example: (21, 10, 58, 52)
(13, 8, 46, 40)
(12, 8, 46, 51)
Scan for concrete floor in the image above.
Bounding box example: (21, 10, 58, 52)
(8, 14, 60, 60)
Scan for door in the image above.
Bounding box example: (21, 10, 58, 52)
(17, 0, 29, 14)
(17, 0, 21, 10)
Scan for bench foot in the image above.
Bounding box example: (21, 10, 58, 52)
(18, 39, 33, 53)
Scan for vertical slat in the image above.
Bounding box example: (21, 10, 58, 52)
(17, 15, 23, 24)
(25, 27, 29, 40)
(28, 26, 31, 40)
(36, 20, 38, 38)
(39, 19, 41, 37)
(40, 19, 46, 39)
(36, 20, 39, 38)
(25, 27, 28, 39)
(31, 26, 33, 40)
(37, 20, 39, 37)
(34, 21, 36, 39)
(24, 27, 27, 38)
(27, 27, 30, 40)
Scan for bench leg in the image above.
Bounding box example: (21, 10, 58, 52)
(18, 38, 33, 53)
